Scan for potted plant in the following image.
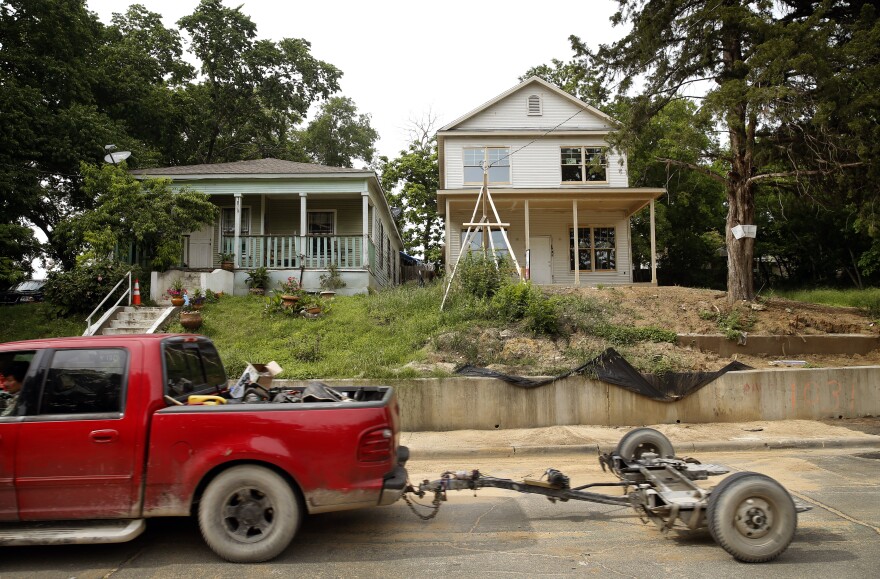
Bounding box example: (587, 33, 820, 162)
(277, 276, 303, 308)
(319, 263, 346, 299)
(246, 266, 270, 295)
(219, 251, 234, 272)
(190, 288, 206, 310)
(179, 305, 203, 331)
(300, 293, 325, 317)
(167, 279, 186, 306)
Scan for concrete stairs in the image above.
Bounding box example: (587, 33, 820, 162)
(99, 306, 174, 335)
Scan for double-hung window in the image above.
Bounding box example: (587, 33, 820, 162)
(463, 147, 510, 184)
(561, 147, 607, 183)
(460, 229, 510, 259)
(569, 227, 616, 271)
(221, 207, 251, 258)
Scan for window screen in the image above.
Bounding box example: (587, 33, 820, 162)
(40, 349, 126, 415)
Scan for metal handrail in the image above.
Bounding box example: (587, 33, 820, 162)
(85, 271, 132, 335)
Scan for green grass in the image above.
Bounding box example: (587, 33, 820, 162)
(769, 287, 880, 317)
(0, 303, 85, 343)
(165, 283, 495, 379)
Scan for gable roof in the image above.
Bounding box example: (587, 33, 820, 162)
(438, 76, 615, 132)
(129, 157, 369, 177)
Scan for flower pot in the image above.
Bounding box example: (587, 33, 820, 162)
(179, 311, 202, 331)
(248, 288, 265, 296)
(281, 294, 300, 309)
(319, 291, 336, 300)
(170, 297, 184, 307)
(221, 261, 234, 272)
(305, 306, 322, 315)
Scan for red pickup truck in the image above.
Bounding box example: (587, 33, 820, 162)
(0, 334, 409, 562)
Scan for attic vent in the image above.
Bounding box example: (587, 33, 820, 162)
(527, 94, 542, 116)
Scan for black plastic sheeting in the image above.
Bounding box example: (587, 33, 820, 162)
(455, 348, 752, 402)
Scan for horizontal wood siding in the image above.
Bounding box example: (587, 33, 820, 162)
(444, 136, 628, 189)
(171, 177, 371, 196)
(456, 88, 611, 132)
(446, 206, 632, 285)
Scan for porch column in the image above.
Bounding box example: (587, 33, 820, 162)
(234, 193, 242, 267)
(260, 194, 266, 268)
(650, 198, 657, 285)
(524, 200, 531, 280)
(362, 191, 370, 269)
(573, 200, 580, 286)
(445, 198, 451, 275)
(299, 192, 307, 267)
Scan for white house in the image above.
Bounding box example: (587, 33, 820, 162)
(130, 158, 403, 296)
(437, 76, 664, 285)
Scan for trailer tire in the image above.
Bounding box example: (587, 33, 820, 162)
(707, 472, 796, 563)
(615, 428, 675, 460)
(198, 465, 301, 563)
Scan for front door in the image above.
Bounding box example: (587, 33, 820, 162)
(16, 348, 140, 520)
(188, 223, 214, 268)
(529, 236, 552, 284)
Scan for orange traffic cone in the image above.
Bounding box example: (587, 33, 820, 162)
(132, 279, 142, 306)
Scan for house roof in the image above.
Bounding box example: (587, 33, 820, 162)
(129, 158, 369, 177)
(438, 76, 616, 133)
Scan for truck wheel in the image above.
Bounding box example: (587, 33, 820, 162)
(615, 428, 675, 460)
(707, 472, 797, 563)
(198, 465, 301, 563)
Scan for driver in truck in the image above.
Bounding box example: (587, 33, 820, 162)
(0, 360, 28, 417)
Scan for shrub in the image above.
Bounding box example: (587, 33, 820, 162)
(526, 296, 561, 335)
(245, 266, 270, 289)
(44, 261, 145, 316)
(457, 253, 514, 299)
(491, 282, 540, 321)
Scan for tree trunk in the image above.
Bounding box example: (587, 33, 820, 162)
(725, 178, 756, 303)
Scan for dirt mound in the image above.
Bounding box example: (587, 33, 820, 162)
(426, 286, 880, 374)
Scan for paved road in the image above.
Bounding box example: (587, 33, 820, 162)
(2, 447, 878, 578)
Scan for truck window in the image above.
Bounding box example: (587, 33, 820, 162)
(40, 349, 127, 415)
(164, 341, 227, 400)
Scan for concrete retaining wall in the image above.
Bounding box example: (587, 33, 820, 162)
(677, 333, 880, 356)
(280, 366, 880, 431)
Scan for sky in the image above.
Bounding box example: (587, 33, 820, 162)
(85, 0, 627, 162)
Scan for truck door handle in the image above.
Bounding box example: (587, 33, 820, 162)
(90, 429, 118, 443)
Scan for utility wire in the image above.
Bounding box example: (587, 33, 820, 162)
(487, 108, 585, 168)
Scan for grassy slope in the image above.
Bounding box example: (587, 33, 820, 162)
(0, 303, 86, 343)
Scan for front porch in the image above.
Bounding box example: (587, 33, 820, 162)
(214, 234, 370, 269)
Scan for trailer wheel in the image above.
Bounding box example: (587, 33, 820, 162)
(707, 472, 797, 563)
(198, 465, 301, 563)
(615, 428, 675, 460)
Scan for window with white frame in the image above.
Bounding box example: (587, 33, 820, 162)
(569, 227, 616, 271)
(561, 147, 607, 183)
(307, 211, 335, 236)
(221, 207, 250, 235)
(463, 147, 510, 184)
(460, 229, 510, 259)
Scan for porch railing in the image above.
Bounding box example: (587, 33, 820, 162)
(222, 235, 364, 269)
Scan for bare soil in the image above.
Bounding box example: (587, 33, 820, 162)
(426, 286, 880, 374)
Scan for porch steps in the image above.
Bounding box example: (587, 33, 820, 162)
(100, 306, 173, 335)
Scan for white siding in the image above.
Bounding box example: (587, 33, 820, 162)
(456, 88, 611, 132)
(444, 136, 629, 189)
(446, 206, 632, 285)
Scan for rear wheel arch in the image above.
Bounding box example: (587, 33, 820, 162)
(191, 459, 305, 516)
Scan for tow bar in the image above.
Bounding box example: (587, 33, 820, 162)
(403, 427, 810, 563)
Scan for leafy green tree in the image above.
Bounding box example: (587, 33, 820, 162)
(177, 0, 341, 164)
(300, 96, 379, 167)
(55, 163, 218, 271)
(576, 1, 873, 302)
(380, 120, 443, 265)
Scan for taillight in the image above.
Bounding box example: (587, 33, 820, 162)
(358, 427, 393, 462)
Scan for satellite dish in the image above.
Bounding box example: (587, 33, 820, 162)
(104, 151, 131, 164)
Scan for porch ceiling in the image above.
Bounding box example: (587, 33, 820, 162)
(438, 187, 666, 217)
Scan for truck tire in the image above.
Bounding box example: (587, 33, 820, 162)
(198, 465, 301, 563)
(706, 472, 797, 563)
(615, 428, 675, 460)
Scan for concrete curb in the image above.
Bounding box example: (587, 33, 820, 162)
(408, 436, 880, 460)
